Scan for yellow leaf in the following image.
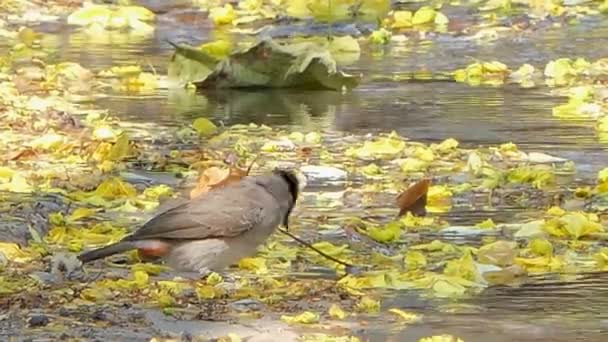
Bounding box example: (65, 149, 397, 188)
(599, 167, 608, 183)
(206, 272, 224, 285)
(356, 296, 380, 313)
(199, 40, 233, 59)
(543, 212, 604, 239)
(238, 257, 268, 274)
(0, 167, 15, 180)
(107, 133, 131, 161)
(0, 174, 33, 193)
(310, 241, 348, 256)
(411, 240, 457, 253)
(431, 278, 467, 298)
(281, 311, 320, 324)
(0, 242, 32, 263)
(404, 250, 427, 270)
(392, 10, 413, 28)
(328, 303, 347, 319)
(115, 6, 155, 23)
(399, 158, 428, 173)
(528, 239, 553, 257)
(412, 7, 436, 25)
(192, 118, 218, 136)
(414, 146, 436, 162)
(368, 222, 401, 243)
(443, 253, 479, 282)
(434, 12, 449, 25)
(388, 308, 422, 323)
(67, 5, 113, 26)
(431, 138, 459, 153)
(67, 207, 97, 222)
(131, 263, 167, 275)
(475, 218, 496, 229)
(209, 4, 236, 25)
(196, 284, 218, 299)
(476, 241, 517, 266)
(345, 135, 406, 159)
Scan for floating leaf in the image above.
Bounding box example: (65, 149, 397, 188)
(412, 7, 437, 25)
(368, 221, 402, 243)
(192, 118, 218, 136)
(169, 40, 359, 91)
(281, 311, 320, 324)
(475, 219, 496, 229)
(388, 308, 422, 323)
(345, 134, 405, 159)
(543, 212, 603, 239)
(404, 250, 428, 270)
(392, 11, 413, 28)
(477, 241, 517, 266)
(528, 239, 553, 257)
(396, 178, 430, 217)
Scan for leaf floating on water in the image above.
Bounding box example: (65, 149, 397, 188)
(396, 178, 430, 217)
(168, 39, 360, 91)
(388, 308, 422, 323)
(477, 241, 517, 266)
(192, 118, 218, 136)
(280, 311, 320, 324)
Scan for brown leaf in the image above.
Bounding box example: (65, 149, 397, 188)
(189, 166, 247, 199)
(4, 148, 37, 161)
(396, 178, 430, 217)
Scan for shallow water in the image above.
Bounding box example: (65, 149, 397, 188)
(6, 5, 608, 341)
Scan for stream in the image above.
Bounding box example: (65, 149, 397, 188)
(3, 2, 608, 341)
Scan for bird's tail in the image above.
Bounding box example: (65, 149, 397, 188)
(78, 241, 136, 263)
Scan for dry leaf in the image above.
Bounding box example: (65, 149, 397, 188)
(396, 178, 430, 217)
(4, 148, 37, 161)
(190, 166, 248, 199)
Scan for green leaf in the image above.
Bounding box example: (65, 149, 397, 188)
(169, 39, 360, 91)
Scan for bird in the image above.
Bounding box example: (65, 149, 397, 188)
(78, 169, 303, 275)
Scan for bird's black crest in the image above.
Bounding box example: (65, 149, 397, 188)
(273, 169, 299, 204)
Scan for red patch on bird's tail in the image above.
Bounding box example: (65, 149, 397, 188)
(136, 240, 171, 259)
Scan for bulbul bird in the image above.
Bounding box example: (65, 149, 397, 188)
(78, 169, 303, 274)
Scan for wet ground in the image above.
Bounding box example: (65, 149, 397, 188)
(3, 3, 608, 341)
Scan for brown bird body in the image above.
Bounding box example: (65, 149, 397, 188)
(78, 170, 301, 274)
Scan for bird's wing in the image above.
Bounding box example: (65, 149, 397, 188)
(128, 182, 273, 241)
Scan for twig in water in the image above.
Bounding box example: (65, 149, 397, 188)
(279, 228, 360, 273)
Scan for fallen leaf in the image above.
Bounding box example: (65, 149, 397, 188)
(396, 178, 430, 217)
(281, 311, 320, 324)
(190, 166, 247, 199)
